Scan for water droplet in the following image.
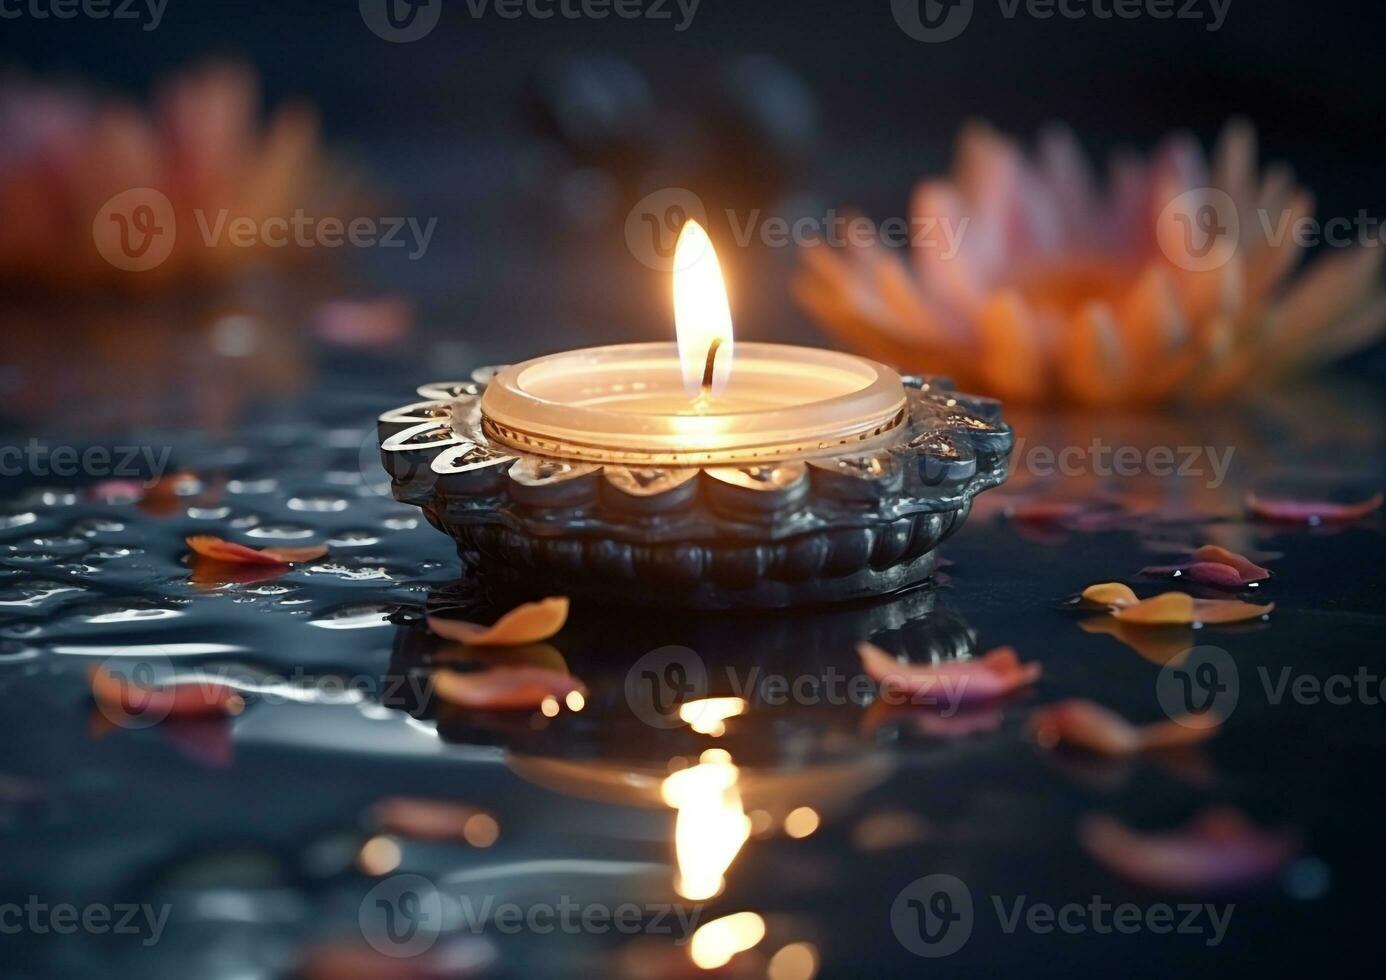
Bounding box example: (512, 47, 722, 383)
(245, 524, 315, 540)
(288, 494, 350, 513)
(307, 603, 397, 629)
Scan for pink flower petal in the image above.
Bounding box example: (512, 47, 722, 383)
(858, 642, 1041, 706)
(1247, 492, 1383, 523)
(1080, 808, 1297, 892)
(432, 667, 586, 711)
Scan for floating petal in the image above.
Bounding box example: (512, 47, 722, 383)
(186, 535, 327, 566)
(1080, 808, 1297, 892)
(1247, 492, 1383, 523)
(89, 664, 245, 720)
(858, 642, 1040, 705)
(1081, 582, 1138, 608)
(1029, 699, 1219, 758)
(426, 597, 569, 647)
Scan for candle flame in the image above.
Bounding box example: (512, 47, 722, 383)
(673, 219, 735, 398)
(661, 748, 751, 901)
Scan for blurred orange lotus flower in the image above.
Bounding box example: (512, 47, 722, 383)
(795, 119, 1386, 406)
(0, 61, 358, 293)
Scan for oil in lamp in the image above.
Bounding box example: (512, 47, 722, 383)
(379, 220, 1012, 608)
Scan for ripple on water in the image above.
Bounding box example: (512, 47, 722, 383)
(307, 603, 397, 629)
(68, 517, 126, 536)
(304, 563, 394, 583)
(0, 639, 41, 662)
(382, 515, 418, 531)
(66, 600, 185, 625)
(0, 580, 88, 609)
(246, 524, 316, 540)
(288, 494, 350, 513)
(327, 530, 381, 548)
(0, 511, 39, 531)
(187, 506, 234, 520)
(227, 477, 279, 495)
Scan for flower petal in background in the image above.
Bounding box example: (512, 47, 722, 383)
(89, 664, 245, 721)
(1029, 699, 1219, 758)
(858, 642, 1040, 705)
(1080, 808, 1298, 892)
(427, 597, 569, 647)
(795, 119, 1386, 406)
(1247, 492, 1383, 523)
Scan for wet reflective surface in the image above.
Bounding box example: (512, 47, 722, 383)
(3, 296, 1385, 979)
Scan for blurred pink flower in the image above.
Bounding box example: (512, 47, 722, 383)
(795, 120, 1386, 405)
(0, 61, 358, 293)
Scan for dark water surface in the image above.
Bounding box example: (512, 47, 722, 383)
(3, 292, 1385, 979)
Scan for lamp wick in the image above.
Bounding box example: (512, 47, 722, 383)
(700, 338, 723, 398)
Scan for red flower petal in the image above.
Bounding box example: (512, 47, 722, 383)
(1189, 545, 1271, 582)
(186, 535, 327, 566)
(432, 666, 586, 710)
(858, 643, 1041, 706)
(1140, 562, 1246, 588)
(1247, 492, 1383, 523)
(1029, 699, 1219, 758)
(1080, 808, 1297, 892)
(89, 665, 245, 721)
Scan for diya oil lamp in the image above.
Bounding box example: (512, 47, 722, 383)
(379, 220, 1013, 608)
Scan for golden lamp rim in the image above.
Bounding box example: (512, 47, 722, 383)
(478, 342, 908, 465)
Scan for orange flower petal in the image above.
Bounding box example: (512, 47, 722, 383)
(432, 666, 586, 711)
(1078, 617, 1194, 666)
(1110, 592, 1196, 625)
(1081, 582, 1139, 608)
(858, 642, 1040, 705)
(89, 665, 245, 720)
(426, 597, 569, 647)
(1247, 492, 1383, 523)
(1192, 598, 1275, 624)
(1189, 545, 1271, 582)
(186, 535, 327, 566)
(1080, 808, 1297, 892)
(1029, 699, 1220, 758)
